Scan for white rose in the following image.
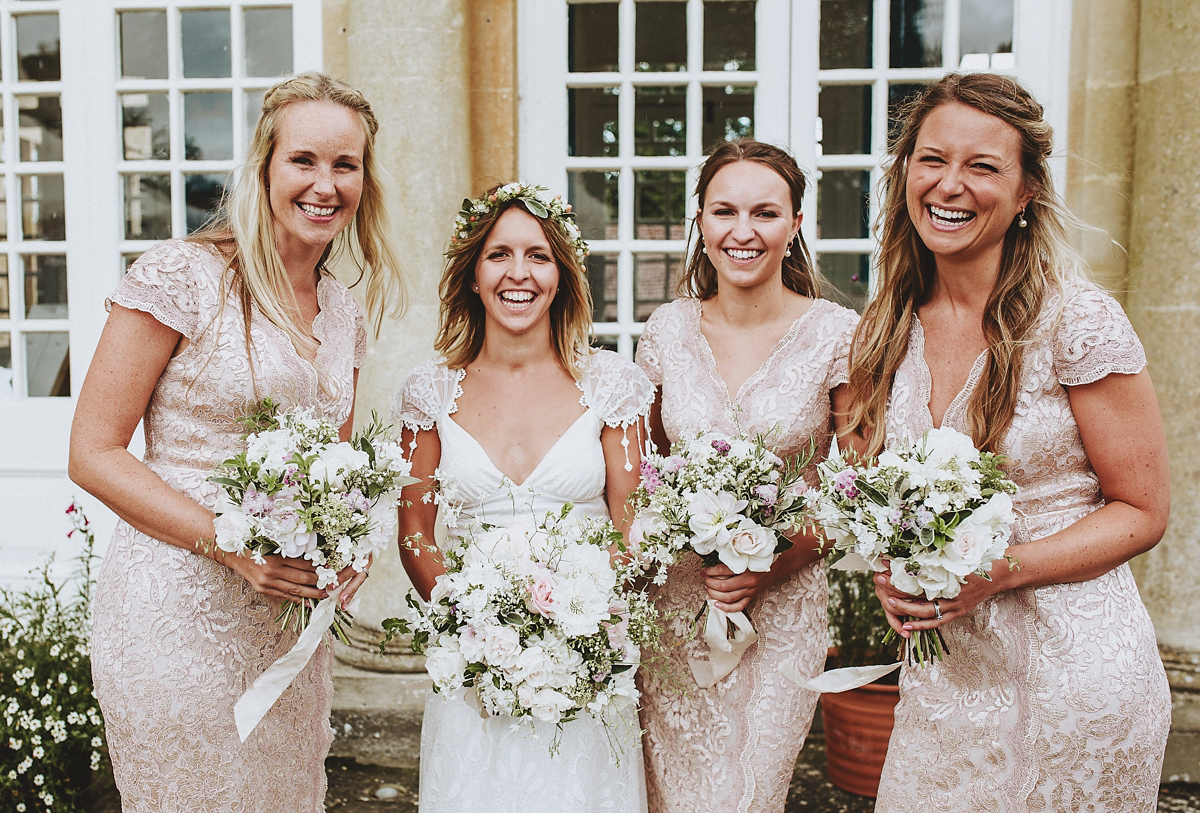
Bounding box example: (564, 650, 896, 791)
(425, 639, 467, 691)
(213, 508, 252, 553)
(528, 688, 574, 723)
(309, 442, 370, 490)
(718, 519, 776, 573)
(922, 426, 982, 468)
(481, 624, 523, 669)
(942, 518, 994, 577)
(511, 645, 552, 687)
(894, 554, 961, 600)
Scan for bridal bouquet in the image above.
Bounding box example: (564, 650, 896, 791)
(805, 427, 1018, 667)
(628, 430, 812, 686)
(382, 504, 658, 752)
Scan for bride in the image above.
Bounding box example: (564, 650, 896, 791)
(393, 183, 653, 812)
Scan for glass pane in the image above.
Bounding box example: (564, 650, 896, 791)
(23, 254, 66, 319)
(702, 85, 754, 148)
(817, 170, 871, 239)
(124, 173, 171, 240)
(0, 257, 8, 317)
(20, 175, 65, 240)
(184, 92, 233, 161)
(122, 92, 170, 160)
(119, 10, 168, 80)
(17, 95, 62, 162)
(0, 179, 8, 240)
(634, 253, 684, 319)
(25, 331, 69, 397)
(819, 253, 870, 311)
(186, 173, 229, 233)
(891, 0, 943, 68)
(122, 254, 142, 275)
(0, 333, 11, 398)
(819, 85, 871, 155)
(636, 2, 687, 72)
(586, 252, 618, 322)
(245, 8, 293, 77)
(182, 10, 232, 79)
(15, 14, 60, 82)
(634, 170, 687, 240)
(592, 334, 619, 352)
(567, 170, 619, 241)
(569, 2, 618, 72)
(820, 0, 872, 69)
(568, 87, 619, 157)
(961, 0, 1013, 63)
(704, 1, 756, 71)
(635, 86, 687, 157)
(888, 82, 928, 145)
(245, 88, 267, 147)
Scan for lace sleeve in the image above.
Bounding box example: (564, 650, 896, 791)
(390, 359, 462, 433)
(1053, 285, 1147, 386)
(106, 240, 207, 337)
(580, 349, 655, 428)
(353, 305, 367, 369)
(635, 305, 665, 386)
(827, 303, 860, 388)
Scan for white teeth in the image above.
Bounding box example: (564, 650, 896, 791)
(929, 205, 973, 221)
(500, 291, 535, 303)
(300, 203, 336, 217)
(726, 249, 762, 260)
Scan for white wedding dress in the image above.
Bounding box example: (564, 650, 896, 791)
(394, 349, 654, 813)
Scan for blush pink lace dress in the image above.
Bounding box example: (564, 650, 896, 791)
(874, 284, 1171, 812)
(89, 240, 366, 812)
(634, 297, 859, 813)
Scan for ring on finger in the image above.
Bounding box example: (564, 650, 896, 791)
(933, 599, 943, 620)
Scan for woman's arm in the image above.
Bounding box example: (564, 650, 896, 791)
(878, 369, 1170, 635)
(397, 426, 446, 601)
(68, 304, 329, 604)
(602, 419, 645, 538)
(645, 388, 670, 455)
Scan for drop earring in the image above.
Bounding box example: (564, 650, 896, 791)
(1018, 209, 1028, 229)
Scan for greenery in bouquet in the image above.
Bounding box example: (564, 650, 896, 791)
(0, 502, 108, 813)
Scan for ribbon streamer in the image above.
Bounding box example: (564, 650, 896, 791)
(688, 599, 758, 688)
(235, 582, 348, 742)
(781, 660, 901, 693)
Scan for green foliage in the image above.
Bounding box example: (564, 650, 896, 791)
(0, 503, 108, 813)
(825, 566, 897, 676)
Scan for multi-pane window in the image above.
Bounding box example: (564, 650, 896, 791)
(814, 0, 1016, 308)
(0, 4, 68, 398)
(116, 2, 295, 268)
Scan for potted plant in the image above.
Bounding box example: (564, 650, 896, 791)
(819, 566, 900, 798)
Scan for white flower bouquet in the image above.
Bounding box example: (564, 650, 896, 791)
(628, 430, 813, 686)
(382, 504, 659, 753)
(805, 426, 1019, 667)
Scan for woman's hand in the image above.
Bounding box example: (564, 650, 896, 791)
(872, 566, 1005, 637)
(703, 563, 778, 613)
(335, 554, 372, 609)
(222, 552, 328, 603)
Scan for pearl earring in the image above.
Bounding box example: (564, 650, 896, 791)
(1018, 209, 1028, 229)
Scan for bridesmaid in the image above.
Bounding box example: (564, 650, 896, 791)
(635, 139, 859, 812)
(837, 73, 1170, 810)
(69, 73, 406, 810)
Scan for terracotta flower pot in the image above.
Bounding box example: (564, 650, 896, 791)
(819, 681, 900, 798)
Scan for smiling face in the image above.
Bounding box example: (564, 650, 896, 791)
(474, 206, 561, 340)
(267, 100, 366, 267)
(698, 160, 801, 294)
(905, 102, 1033, 271)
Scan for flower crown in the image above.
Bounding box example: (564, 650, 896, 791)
(451, 182, 589, 262)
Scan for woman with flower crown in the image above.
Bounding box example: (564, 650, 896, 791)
(393, 182, 652, 812)
(634, 139, 859, 813)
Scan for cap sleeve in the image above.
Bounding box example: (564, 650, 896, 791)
(635, 305, 665, 386)
(826, 302, 860, 389)
(107, 240, 210, 338)
(1053, 285, 1147, 386)
(353, 307, 368, 368)
(390, 359, 463, 433)
(580, 349, 655, 428)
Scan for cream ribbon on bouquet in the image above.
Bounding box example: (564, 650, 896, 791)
(689, 600, 758, 688)
(234, 583, 359, 741)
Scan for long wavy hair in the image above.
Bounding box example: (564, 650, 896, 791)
(844, 72, 1085, 456)
(678, 139, 826, 299)
(190, 71, 407, 364)
(435, 187, 594, 379)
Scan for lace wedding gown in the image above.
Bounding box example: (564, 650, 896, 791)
(394, 349, 654, 813)
(90, 240, 366, 812)
(874, 284, 1171, 812)
(634, 297, 859, 813)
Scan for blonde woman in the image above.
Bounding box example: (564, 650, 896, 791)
(395, 183, 652, 812)
(838, 73, 1170, 810)
(69, 73, 406, 811)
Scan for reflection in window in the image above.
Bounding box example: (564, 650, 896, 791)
(820, 0, 873, 70)
(961, 0, 1013, 67)
(635, 86, 687, 157)
(635, 253, 684, 320)
(888, 82, 928, 143)
(124, 173, 172, 240)
(0, 333, 11, 398)
(23, 254, 67, 319)
(702, 85, 754, 149)
(15, 14, 60, 82)
(186, 173, 230, 234)
(122, 93, 170, 160)
(819, 85, 871, 156)
(817, 170, 870, 239)
(569, 88, 619, 157)
(246, 89, 267, 146)
(245, 8, 294, 77)
(890, 0, 943, 68)
(569, 1, 618, 73)
(636, 2, 687, 72)
(0, 257, 8, 318)
(586, 253, 618, 322)
(181, 10, 232, 79)
(819, 253, 870, 311)
(184, 92, 234, 161)
(25, 331, 69, 397)
(20, 175, 65, 241)
(704, 0, 756, 71)
(568, 170, 619, 241)
(634, 170, 687, 240)
(18, 96, 62, 162)
(119, 10, 168, 80)
(0, 181, 7, 241)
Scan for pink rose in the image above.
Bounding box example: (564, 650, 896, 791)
(527, 569, 558, 617)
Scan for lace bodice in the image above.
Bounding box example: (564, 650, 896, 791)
(90, 239, 366, 811)
(875, 282, 1170, 811)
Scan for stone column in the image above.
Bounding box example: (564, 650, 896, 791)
(1124, 0, 1200, 779)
